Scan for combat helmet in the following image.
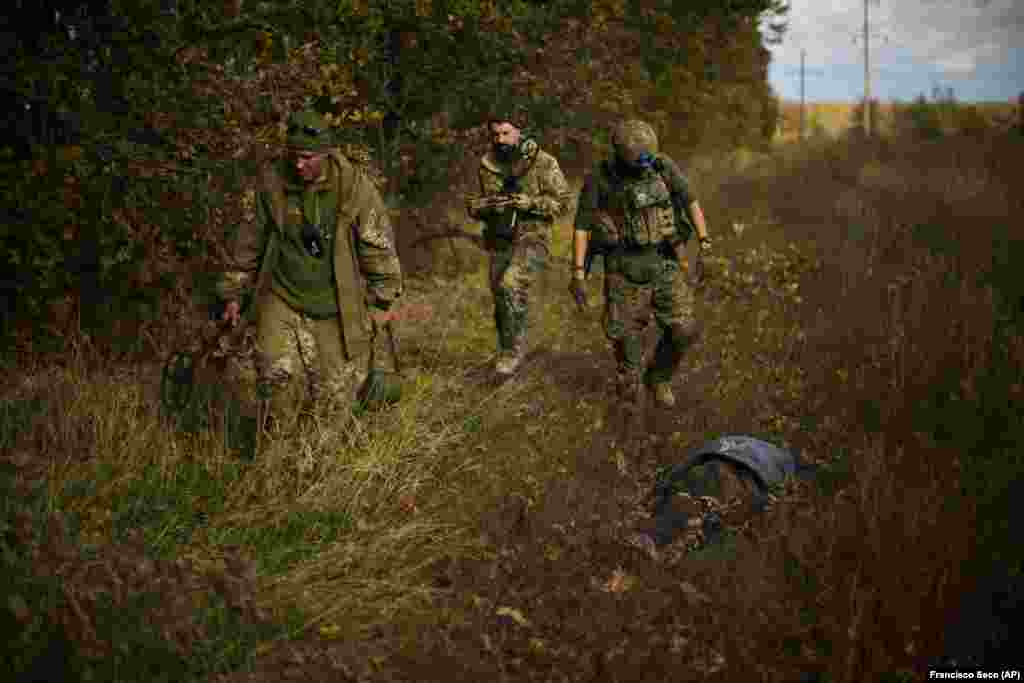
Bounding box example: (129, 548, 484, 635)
(486, 98, 530, 131)
(285, 109, 333, 151)
(611, 119, 658, 168)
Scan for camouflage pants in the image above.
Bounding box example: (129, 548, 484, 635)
(489, 238, 548, 356)
(253, 289, 394, 427)
(604, 253, 700, 389)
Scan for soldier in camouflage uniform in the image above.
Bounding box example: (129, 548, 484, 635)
(466, 111, 572, 376)
(570, 119, 712, 408)
(216, 109, 404, 438)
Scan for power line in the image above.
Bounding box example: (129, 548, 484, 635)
(851, 0, 891, 137)
(784, 52, 827, 143)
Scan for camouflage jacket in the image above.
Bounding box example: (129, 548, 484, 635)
(466, 139, 572, 245)
(217, 150, 403, 358)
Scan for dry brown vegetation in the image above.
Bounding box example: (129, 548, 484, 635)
(3, 122, 1023, 681)
(776, 98, 1020, 142)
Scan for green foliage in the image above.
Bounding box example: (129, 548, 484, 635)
(206, 509, 354, 575)
(911, 221, 957, 257)
(806, 109, 830, 140)
(910, 337, 1023, 572)
(1, 0, 791, 351)
(813, 447, 855, 498)
(688, 527, 740, 562)
(0, 397, 49, 452)
(53, 453, 355, 575)
(979, 223, 1024, 329)
(74, 459, 246, 557)
(0, 457, 301, 683)
(902, 95, 947, 139)
(891, 87, 995, 140)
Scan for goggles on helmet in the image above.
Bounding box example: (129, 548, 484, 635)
(634, 152, 655, 169)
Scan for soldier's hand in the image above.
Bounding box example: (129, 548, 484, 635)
(692, 254, 706, 287)
(467, 195, 508, 215)
(506, 193, 535, 212)
(369, 310, 391, 325)
(222, 300, 241, 327)
(569, 277, 588, 312)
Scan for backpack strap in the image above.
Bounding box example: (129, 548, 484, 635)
(325, 149, 373, 360)
(652, 156, 694, 244)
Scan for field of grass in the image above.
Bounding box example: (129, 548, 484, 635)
(2, 123, 1022, 681)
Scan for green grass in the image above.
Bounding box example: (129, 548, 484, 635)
(0, 456, 305, 683)
(0, 396, 48, 451)
(204, 508, 354, 575)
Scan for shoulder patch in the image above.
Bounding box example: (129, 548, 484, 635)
(359, 207, 394, 251)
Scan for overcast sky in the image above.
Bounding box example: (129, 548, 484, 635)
(765, 0, 1024, 102)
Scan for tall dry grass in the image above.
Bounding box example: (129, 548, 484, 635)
(690, 128, 1023, 679)
(0, 210, 611, 679)
(2, 124, 1021, 681)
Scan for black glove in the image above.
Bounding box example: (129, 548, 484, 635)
(693, 253, 706, 286)
(569, 278, 587, 312)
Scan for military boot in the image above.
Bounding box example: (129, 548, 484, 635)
(495, 345, 526, 377)
(231, 413, 267, 461)
(652, 382, 676, 408)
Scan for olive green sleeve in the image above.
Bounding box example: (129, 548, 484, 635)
(658, 156, 696, 207)
(215, 191, 270, 300)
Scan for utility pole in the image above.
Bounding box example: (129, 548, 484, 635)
(853, 0, 887, 138)
(800, 49, 806, 142)
(863, 0, 872, 137)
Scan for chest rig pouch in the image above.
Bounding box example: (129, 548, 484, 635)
(620, 173, 675, 248)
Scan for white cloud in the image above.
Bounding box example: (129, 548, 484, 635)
(934, 53, 979, 75)
(768, 0, 1022, 79)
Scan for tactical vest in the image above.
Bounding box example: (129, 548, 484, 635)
(602, 160, 678, 248)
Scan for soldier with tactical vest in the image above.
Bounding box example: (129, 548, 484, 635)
(215, 109, 404, 444)
(570, 119, 712, 408)
(466, 111, 572, 377)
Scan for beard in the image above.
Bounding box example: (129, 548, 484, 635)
(493, 143, 521, 163)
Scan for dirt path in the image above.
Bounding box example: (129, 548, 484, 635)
(205, 224, 836, 682)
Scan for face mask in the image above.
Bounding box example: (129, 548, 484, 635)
(617, 151, 655, 176)
(634, 152, 655, 169)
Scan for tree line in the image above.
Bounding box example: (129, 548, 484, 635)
(0, 0, 788, 358)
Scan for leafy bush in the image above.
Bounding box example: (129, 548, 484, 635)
(890, 88, 994, 140)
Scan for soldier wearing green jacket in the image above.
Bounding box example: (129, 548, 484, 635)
(571, 119, 712, 409)
(465, 111, 572, 376)
(216, 109, 404, 437)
